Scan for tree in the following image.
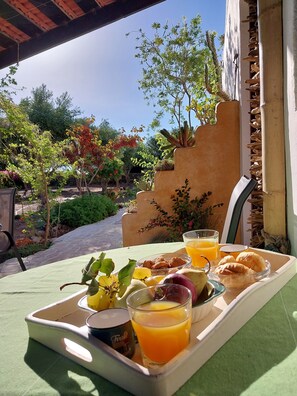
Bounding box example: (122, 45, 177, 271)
(0, 66, 19, 168)
(0, 65, 18, 96)
(0, 92, 69, 243)
(130, 138, 163, 191)
(64, 118, 141, 193)
(97, 119, 119, 145)
(121, 145, 140, 185)
(145, 135, 163, 159)
(97, 157, 124, 191)
(19, 84, 81, 141)
(128, 15, 230, 133)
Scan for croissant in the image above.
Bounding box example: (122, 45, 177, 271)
(213, 262, 256, 288)
(214, 262, 255, 276)
(218, 255, 235, 265)
(236, 251, 266, 272)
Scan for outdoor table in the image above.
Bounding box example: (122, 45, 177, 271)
(1, 242, 297, 396)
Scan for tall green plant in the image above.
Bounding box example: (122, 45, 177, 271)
(0, 93, 69, 243)
(19, 84, 81, 141)
(131, 140, 162, 191)
(0, 65, 18, 96)
(128, 16, 229, 131)
(97, 157, 124, 193)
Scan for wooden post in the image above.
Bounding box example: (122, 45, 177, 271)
(258, 0, 286, 237)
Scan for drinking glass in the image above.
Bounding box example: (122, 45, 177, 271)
(183, 229, 219, 267)
(126, 284, 192, 368)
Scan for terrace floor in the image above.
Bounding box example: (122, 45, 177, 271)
(0, 207, 125, 278)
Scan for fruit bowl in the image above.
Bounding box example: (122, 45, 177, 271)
(192, 280, 225, 323)
(209, 260, 271, 289)
(136, 252, 192, 278)
(78, 295, 97, 313)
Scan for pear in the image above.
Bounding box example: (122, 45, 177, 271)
(176, 268, 208, 299)
(113, 279, 146, 308)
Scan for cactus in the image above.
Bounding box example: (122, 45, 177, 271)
(160, 121, 195, 149)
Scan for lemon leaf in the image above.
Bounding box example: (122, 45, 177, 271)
(87, 278, 99, 296)
(100, 258, 115, 276)
(81, 252, 106, 282)
(117, 259, 137, 297)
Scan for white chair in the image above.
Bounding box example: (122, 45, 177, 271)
(220, 175, 257, 244)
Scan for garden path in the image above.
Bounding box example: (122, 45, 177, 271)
(0, 207, 125, 278)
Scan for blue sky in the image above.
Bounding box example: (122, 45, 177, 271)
(1, 0, 226, 136)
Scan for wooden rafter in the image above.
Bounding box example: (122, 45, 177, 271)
(4, 0, 57, 32)
(0, 0, 165, 69)
(95, 0, 116, 6)
(0, 16, 30, 43)
(52, 0, 85, 20)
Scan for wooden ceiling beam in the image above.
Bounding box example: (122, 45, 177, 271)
(52, 0, 85, 20)
(0, 16, 30, 43)
(4, 0, 57, 31)
(0, 0, 165, 69)
(95, 1, 116, 6)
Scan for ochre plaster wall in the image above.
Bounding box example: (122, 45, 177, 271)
(122, 101, 240, 247)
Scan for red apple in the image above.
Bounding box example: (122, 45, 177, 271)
(161, 273, 197, 304)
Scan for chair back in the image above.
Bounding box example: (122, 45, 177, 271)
(0, 188, 16, 236)
(0, 188, 27, 270)
(220, 176, 257, 244)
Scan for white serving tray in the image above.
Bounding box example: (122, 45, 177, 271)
(25, 248, 296, 396)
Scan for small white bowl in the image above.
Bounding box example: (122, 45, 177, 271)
(78, 295, 96, 313)
(192, 280, 225, 323)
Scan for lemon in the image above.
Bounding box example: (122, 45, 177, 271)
(144, 275, 164, 286)
(133, 267, 151, 281)
(87, 289, 111, 311)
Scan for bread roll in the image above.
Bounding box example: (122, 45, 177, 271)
(214, 262, 255, 276)
(213, 262, 255, 288)
(218, 255, 236, 265)
(236, 251, 266, 272)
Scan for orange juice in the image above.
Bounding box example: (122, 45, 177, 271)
(185, 240, 218, 267)
(132, 301, 191, 364)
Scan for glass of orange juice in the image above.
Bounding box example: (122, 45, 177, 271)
(126, 284, 192, 367)
(183, 229, 219, 267)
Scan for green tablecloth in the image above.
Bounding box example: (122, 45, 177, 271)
(1, 242, 297, 396)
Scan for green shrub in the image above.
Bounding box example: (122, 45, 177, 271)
(51, 193, 118, 228)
